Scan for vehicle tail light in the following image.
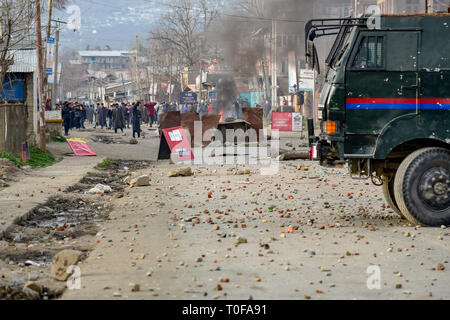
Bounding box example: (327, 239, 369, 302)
(310, 145, 318, 160)
(326, 121, 337, 134)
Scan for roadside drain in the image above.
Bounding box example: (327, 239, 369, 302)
(0, 159, 151, 300)
(65, 172, 126, 194)
(97, 160, 151, 172)
(2, 196, 111, 243)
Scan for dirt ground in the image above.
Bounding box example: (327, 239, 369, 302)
(1, 124, 449, 300)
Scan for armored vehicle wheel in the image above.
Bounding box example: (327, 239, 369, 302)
(382, 175, 405, 219)
(394, 148, 450, 227)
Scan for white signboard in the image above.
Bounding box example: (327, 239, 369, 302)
(292, 113, 303, 132)
(45, 110, 62, 121)
(46, 37, 55, 81)
(299, 69, 314, 92)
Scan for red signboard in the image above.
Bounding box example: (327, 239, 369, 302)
(272, 112, 303, 132)
(67, 139, 97, 156)
(162, 127, 194, 161)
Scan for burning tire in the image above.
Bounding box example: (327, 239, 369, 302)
(394, 148, 450, 226)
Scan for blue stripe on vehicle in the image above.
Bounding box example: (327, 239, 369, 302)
(346, 103, 450, 110)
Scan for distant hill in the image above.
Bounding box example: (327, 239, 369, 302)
(57, 0, 166, 50)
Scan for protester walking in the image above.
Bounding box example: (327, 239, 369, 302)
(61, 102, 72, 136)
(74, 105, 81, 130)
(96, 103, 107, 129)
(80, 105, 86, 129)
(132, 102, 142, 138)
(146, 102, 156, 127)
(113, 104, 125, 134)
(107, 106, 113, 130)
(87, 105, 94, 124)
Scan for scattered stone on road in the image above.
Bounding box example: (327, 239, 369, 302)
(50, 250, 83, 281)
(130, 175, 150, 187)
(167, 167, 192, 177)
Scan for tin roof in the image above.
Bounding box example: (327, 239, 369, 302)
(78, 50, 130, 57)
(9, 49, 37, 73)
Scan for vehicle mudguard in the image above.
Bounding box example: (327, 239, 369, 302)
(373, 113, 450, 159)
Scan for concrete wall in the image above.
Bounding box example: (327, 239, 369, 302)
(0, 104, 28, 157)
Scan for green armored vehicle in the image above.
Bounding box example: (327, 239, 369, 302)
(305, 13, 450, 226)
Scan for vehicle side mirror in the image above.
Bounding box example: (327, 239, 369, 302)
(306, 40, 320, 74)
(306, 40, 315, 66)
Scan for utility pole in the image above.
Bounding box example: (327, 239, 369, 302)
(58, 64, 63, 103)
(146, 67, 151, 103)
(88, 78, 92, 107)
(271, 18, 278, 111)
(169, 53, 173, 103)
(35, 0, 46, 151)
(45, 0, 53, 51)
(44, 0, 53, 103)
(120, 73, 126, 102)
(50, 19, 66, 109)
(51, 27, 59, 108)
(262, 58, 270, 105)
(425, 0, 434, 13)
(354, 0, 358, 17)
(135, 35, 142, 102)
(152, 68, 156, 102)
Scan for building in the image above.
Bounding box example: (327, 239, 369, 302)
(69, 50, 134, 104)
(104, 81, 135, 103)
(0, 49, 38, 156)
(78, 50, 131, 72)
(377, 0, 449, 14)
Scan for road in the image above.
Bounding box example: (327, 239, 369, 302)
(1, 124, 449, 300)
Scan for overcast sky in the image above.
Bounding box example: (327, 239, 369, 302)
(57, 0, 169, 51)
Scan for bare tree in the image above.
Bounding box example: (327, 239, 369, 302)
(149, 0, 220, 67)
(58, 50, 87, 101)
(232, 0, 266, 17)
(0, 0, 35, 98)
(52, 0, 67, 10)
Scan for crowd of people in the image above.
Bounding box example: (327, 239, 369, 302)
(58, 98, 268, 137)
(59, 101, 181, 137)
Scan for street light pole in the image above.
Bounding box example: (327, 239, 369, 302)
(271, 18, 278, 110)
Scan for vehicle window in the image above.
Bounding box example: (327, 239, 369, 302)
(352, 36, 384, 69)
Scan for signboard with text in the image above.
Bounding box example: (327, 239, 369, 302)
(272, 112, 303, 132)
(46, 37, 55, 77)
(162, 127, 194, 161)
(67, 138, 97, 156)
(299, 69, 314, 92)
(180, 92, 198, 104)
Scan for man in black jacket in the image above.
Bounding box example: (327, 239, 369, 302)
(80, 106, 87, 130)
(132, 102, 142, 138)
(61, 102, 72, 136)
(74, 105, 81, 130)
(121, 103, 129, 128)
